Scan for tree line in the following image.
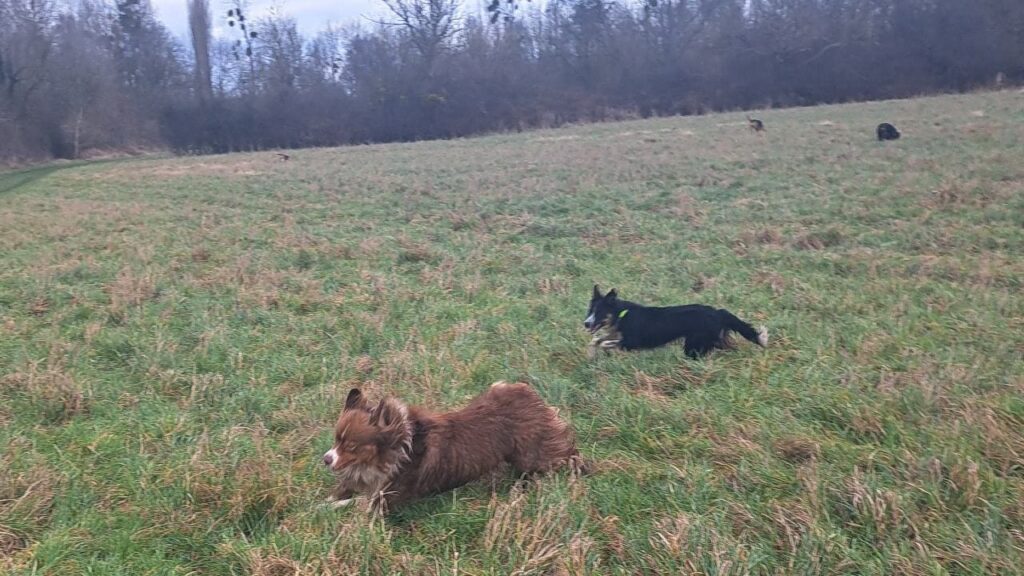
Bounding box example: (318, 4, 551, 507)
(2, 0, 1022, 162)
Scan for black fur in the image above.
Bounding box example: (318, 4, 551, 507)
(876, 122, 900, 141)
(584, 285, 766, 359)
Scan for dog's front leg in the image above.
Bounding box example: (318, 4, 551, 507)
(325, 485, 356, 508)
(598, 339, 620, 353)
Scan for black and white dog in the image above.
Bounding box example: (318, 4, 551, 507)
(584, 285, 767, 358)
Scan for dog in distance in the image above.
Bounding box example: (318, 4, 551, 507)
(584, 285, 767, 359)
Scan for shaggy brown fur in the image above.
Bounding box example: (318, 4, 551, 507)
(322, 382, 581, 512)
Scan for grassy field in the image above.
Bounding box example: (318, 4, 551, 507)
(1, 90, 1022, 575)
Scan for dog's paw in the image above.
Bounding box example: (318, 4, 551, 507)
(323, 494, 356, 510)
(756, 326, 769, 347)
(328, 498, 354, 509)
(586, 345, 598, 359)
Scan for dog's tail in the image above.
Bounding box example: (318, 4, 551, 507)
(719, 309, 768, 348)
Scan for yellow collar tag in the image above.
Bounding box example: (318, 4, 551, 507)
(618, 309, 629, 319)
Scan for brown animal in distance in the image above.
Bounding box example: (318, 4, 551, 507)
(746, 114, 765, 133)
(322, 382, 583, 513)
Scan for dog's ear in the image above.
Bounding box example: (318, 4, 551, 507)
(606, 288, 617, 301)
(344, 388, 364, 411)
(592, 284, 601, 298)
(373, 398, 411, 450)
(369, 397, 408, 428)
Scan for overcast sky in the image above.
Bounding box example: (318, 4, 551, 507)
(152, 0, 388, 40)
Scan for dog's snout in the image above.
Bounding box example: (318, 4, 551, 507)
(583, 313, 596, 330)
(322, 451, 334, 467)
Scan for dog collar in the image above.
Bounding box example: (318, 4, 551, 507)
(618, 309, 628, 319)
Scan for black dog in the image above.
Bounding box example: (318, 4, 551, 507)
(584, 286, 767, 358)
(746, 115, 765, 133)
(876, 123, 900, 141)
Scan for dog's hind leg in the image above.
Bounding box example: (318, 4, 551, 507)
(684, 339, 712, 358)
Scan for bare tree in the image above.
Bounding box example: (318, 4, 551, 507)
(0, 0, 56, 115)
(225, 1, 258, 92)
(381, 0, 460, 67)
(187, 0, 213, 101)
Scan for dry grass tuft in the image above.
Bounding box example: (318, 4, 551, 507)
(632, 371, 673, 401)
(650, 513, 692, 557)
(246, 550, 303, 576)
(354, 355, 374, 374)
(0, 525, 27, 559)
(108, 267, 157, 315)
(537, 276, 568, 295)
(194, 255, 293, 309)
(555, 533, 600, 576)
(773, 436, 821, 463)
(948, 459, 982, 509)
(483, 485, 576, 576)
(396, 235, 437, 264)
(357, 236, 384, 258)
(447, 210, 475, 231)
(651, 512, 750, 572)
(191, 246, 211, 262)
(850, 406, 885, 441)
(28, 296, 50, 316)
(592, 514, 626, 562)
(225, 458, 295, 526)
(181, 373, 226, 408)
(690, 273, 715, 293)
(793, 227, 843, 250)
(1, 361, 89, 422)
(738, 227, 784, 248)
(959, 402, 1024, 477)
(0, 457, 63, 539)
(665, 191, 706, 225)
(770, 500, 815, 569)
(840, 467, 905, 538)
(752, 270, 786, 296)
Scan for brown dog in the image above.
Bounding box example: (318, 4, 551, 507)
(322, 382, 581, 512)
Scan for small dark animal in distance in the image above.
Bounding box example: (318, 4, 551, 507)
(584, 285, 767, 359)
(322, 383, 583, 513)
(746, 115, 765, 132)
(275, 152, 290, 161)
(876, 123, 900, 141)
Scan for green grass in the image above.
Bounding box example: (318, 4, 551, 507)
(1, 90, 1023, 575)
